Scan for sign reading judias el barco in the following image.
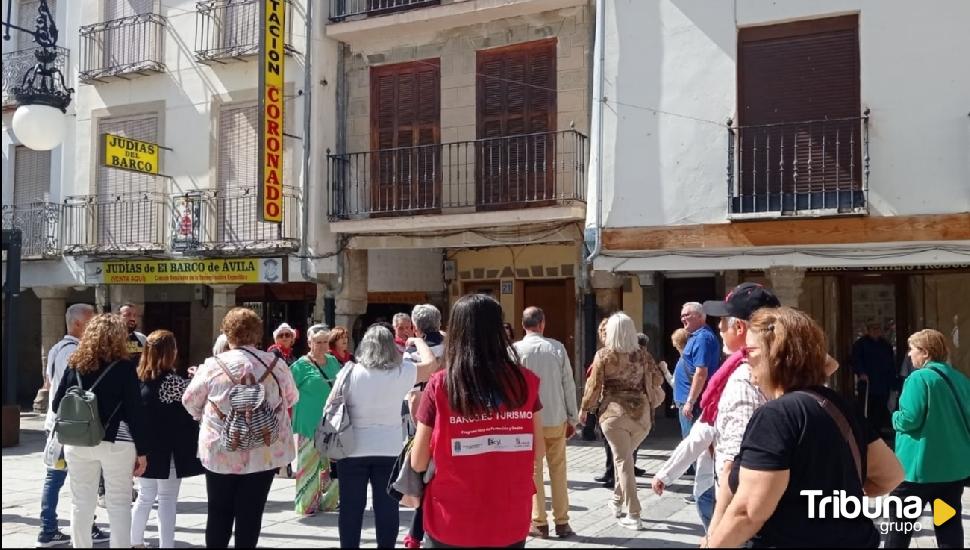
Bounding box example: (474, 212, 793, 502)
(258, 0, 286, 224)
(103, 133, 160, 175)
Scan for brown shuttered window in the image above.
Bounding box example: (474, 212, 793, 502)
(13, 146, 51, 205)
(738, 15, 861, 210)
(476, 38, 557, 208)
(370, 59, 440, 213)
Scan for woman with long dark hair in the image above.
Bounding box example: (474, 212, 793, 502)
(410, 294, 544, 548)
(131, 330, 203, 548)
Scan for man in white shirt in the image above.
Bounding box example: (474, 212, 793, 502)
(514, 307, 579, 539)
(38, 303, 108, 547)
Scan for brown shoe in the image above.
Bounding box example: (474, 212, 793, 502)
(529, 524, 550, 538)
(555, 523, 576, 538)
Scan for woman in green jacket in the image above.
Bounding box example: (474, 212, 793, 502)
(291, 324, 342, 516)
(887, 328, 970, 548)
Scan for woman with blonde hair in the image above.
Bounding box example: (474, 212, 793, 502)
(52, 314, 148, 548)
(706, 307, 902, 548)
(131, 330, 203, 548)
(885, 329, 970, 548)
(581, 312, 665, 530)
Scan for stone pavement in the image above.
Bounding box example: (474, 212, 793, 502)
(3, 412, 968, 548)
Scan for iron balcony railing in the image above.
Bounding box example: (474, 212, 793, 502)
(62, 192, 169, 255)
(727, 110, 870, 218)
(1, 202, 61, 258)
(328, 129, 588, 220)
(195, 0, 299, 63)
(79, 13, 166, 82)
(329, 0, 440, 22)
(2, 46, 70, 106)
(171, 186, 302, 254)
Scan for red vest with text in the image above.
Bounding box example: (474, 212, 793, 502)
(423, 368, 540, 547)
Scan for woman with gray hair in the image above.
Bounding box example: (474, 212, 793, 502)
(290, 324, 342, 516)
(338, 325, 436, 549)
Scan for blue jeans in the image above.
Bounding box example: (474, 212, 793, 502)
(40, 468, 68, 534)
(696, 485, 716, 531)
(337, 456, 399, 549)
(676, 402, 702, 438)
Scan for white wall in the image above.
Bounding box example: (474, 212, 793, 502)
(597, 0, 970, 231)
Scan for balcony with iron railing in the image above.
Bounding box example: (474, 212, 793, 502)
(329, 0, 439, 22)
(1, 202, 61, 258)
(328, 129, 587, 224)
(195, 0, 299, 63)
(61, 191, 170, 255)
(2, 46, 70, 107)
(171, 186, 302, 255)
(79, 13, 166, 82)
(727, 110, 870, 219)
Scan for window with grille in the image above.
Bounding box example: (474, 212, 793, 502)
(104, 0, 157, 70)
(13, 146, 51, 205)
(217, 102, 261, 244)
(95, 114, 162, 247)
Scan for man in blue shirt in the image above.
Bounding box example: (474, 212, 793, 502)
(673, 302, 721, 438)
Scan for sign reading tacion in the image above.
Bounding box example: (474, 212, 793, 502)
(257, 0, 286, 224)
(103, 133, 160, 175)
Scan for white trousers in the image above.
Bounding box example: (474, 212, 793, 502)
(64, 441, 136, 548)
(131, 460, 182, 548)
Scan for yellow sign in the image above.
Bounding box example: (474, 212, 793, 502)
(258, 0, 286, 224)
(103, 134, 160, 175)
(933, 499, 956, 526)
(88, 258, 285, 285)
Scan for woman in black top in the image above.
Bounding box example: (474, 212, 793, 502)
(706, 307, 903, 548)
(131, 330, 203, 548)
(52, 314, 148, 549)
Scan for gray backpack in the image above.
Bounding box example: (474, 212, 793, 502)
(54, 362, 121, 447)
(315, 362, 356, 460)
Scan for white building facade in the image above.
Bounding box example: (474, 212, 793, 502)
(2, 0, 340, 406)
(586, 0, 970, 388)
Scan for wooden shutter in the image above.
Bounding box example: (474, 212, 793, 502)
(13, 146, 51, 205)
(476, 39, 557, 208)
(217, 102, 260, 243)
(96, 115, 160, 246)
(738, 15, 860, 199)
(370, 59, 440, 213)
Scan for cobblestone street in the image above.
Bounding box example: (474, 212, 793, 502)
(3, 412, 968, 548)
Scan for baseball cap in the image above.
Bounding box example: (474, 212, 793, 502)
(703, 282, 781, 321)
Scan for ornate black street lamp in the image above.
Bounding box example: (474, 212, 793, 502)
(2, 0, 73, 150)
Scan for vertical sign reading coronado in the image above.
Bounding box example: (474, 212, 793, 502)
(257, 0, 285, 223)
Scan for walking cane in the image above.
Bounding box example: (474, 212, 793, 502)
(863, 380, 869, 419)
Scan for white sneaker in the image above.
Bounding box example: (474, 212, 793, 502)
(618, 515, 642, 530)
(608, 500, 623, 518)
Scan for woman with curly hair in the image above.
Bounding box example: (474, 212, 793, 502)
(52, 314, 148, 548)
(581, 312, 666, 530)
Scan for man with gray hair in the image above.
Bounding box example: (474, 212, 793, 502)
(514, 306, 578, 539)
(673, 302, 721, 439)
(38, 303, 108, 547)
(392, 313, 414, 353)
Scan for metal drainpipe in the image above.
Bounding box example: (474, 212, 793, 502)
(299, 0, 314, 280)
(585, 0, 606, 274)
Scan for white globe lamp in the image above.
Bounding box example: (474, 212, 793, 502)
(12, 104, 68, 151)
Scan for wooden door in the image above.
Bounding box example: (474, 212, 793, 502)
(370, 59, 441, 214)
(523, 279, 575, 354)
(143, 301, 191, 374)
(476, 39, 557, 208)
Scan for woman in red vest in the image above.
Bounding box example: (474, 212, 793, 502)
(410, 294, 545, 548)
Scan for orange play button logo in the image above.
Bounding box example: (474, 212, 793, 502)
(933, 499, 956, 527)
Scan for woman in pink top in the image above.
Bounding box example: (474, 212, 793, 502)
(182, 308, 299, 548)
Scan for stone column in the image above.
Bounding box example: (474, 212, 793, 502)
(210, 285, 240, 344)
(768, 266, 807, 308)
(32, 287, 71, 414)
(335, 250, 368, 350)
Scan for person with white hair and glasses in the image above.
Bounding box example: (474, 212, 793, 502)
(581, 312, 666, 530)
(338, 325, 436, 548)
(673, 302, 722, 440)
(392, 313, 414, 353)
